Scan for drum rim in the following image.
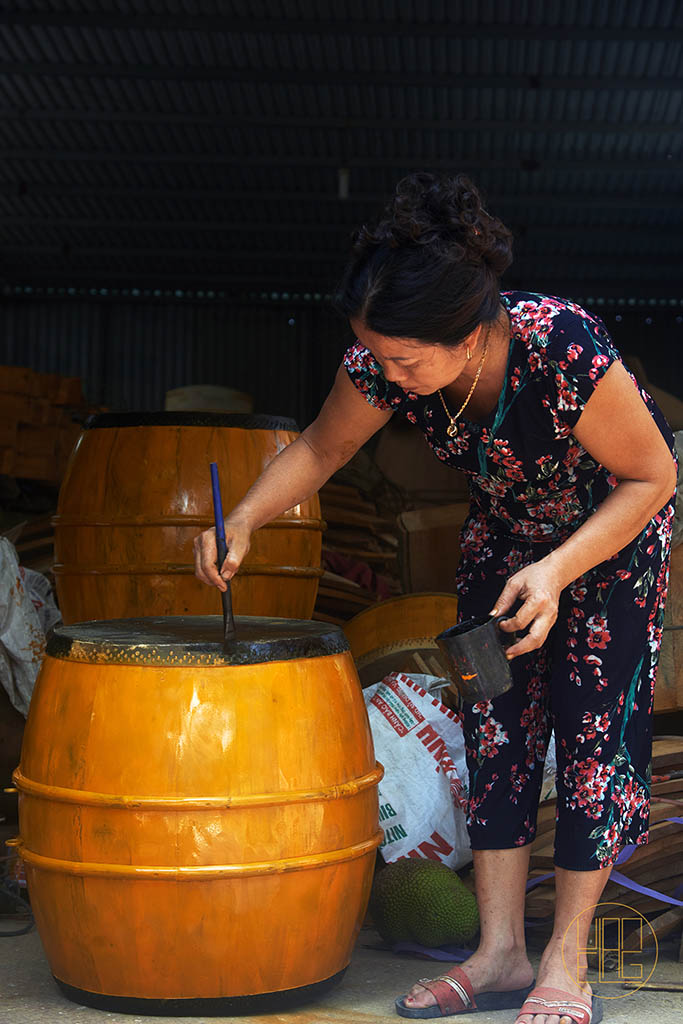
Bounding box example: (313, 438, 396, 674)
(46, 615, 349, 665)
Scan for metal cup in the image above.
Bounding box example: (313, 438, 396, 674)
(435, 615, 516, 703)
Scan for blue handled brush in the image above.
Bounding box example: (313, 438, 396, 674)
(210, 462, 236, 643)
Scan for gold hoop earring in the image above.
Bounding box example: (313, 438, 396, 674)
(466, 346, 472, 361)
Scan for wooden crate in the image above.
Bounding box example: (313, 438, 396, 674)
(0, 445, 15, 475)
(16, 422, 58, 459)
(0, 365, 38, 395)
(0, 417, 18, 448)
(397, 502, 470, 593)
(0, 363, 88, 484)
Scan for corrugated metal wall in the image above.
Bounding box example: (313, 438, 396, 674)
(0, 298, 349, 427)
(1, 295, 679, 431)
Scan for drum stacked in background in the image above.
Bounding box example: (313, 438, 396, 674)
(14, 615, 382, 1012)
(53, 412, 324, 623)
(344, 592, 460, 688)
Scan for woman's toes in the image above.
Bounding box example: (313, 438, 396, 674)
(522, 1003, 585, 1023)
(403, 985, 435, 1009)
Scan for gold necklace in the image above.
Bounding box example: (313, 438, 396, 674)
(437, 325, 490, 438)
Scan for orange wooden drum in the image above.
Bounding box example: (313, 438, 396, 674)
(14, 616, 383, 1013)
(53, 412, 325, 623)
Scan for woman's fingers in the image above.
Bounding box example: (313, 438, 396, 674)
(499, 590, 554, 633)
(218, 542, 243, 581)
(192, 530, 226, 590)
(504, 612, 555, 658)
(490, 559, 562, 658)
(193, 522, 252, 590)
(490, 576, 524, 619)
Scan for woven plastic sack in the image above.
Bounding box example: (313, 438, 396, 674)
(363, 672, 471, 870)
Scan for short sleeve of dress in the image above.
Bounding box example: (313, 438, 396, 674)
(542, 303, 622, 435)
(343, 341, 405, 412)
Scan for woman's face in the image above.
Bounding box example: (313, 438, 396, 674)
(350, 318, 478, 395)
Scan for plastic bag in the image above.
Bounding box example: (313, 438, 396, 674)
(363, 672, 472, 870)
(0, 537, 61, 717)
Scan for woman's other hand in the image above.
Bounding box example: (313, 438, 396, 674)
(490, 559, 563, 659)
(193, 517, 252, 592)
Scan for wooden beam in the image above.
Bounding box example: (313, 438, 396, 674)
(1, 184, 680, 210)
(1, 62, 681, 92)
(0, 217, 351, 232)
(0, 109, 679, 137)
(2, 242, 681, 264)
(2, 150, 682, 172)
(0, 244, 345, 263)
(4, 272, 682, 299)
(1, 13, 681, 44)
(1, 272, 336, 289)
(2, 218, 682, 243)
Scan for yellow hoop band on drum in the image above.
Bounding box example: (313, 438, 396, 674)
(52, 515, 326, 530)
(52, 562, 325, 578)
(12, 763, 383, 809)
(14, 833, 383, 880)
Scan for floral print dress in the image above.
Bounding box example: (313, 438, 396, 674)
(344, 290, 675, 870)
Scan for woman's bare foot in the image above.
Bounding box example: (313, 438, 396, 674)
(402, 942, 535, 1011)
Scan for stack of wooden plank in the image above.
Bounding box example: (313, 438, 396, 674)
(314, 570, 375, 624)
(5, 515, 56, 579)
(313, 480, 402, 624)
(0, 365, 86, 484)
(525, 736, 683, 940)
(657, 543, 683, 714)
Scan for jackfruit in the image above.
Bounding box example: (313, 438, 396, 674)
(370, 859, 480, 947)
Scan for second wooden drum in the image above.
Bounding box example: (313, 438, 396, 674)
(14, 615, 383, 1013)
(53, 412, 325, 623)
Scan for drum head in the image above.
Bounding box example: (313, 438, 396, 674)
(47, 615, 348, 666)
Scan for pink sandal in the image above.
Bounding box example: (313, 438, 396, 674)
(515, 986, 603, 1024)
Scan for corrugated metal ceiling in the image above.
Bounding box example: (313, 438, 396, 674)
(0, 0, 681, 298)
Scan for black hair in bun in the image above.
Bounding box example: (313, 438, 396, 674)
(333, 172, 513, 345)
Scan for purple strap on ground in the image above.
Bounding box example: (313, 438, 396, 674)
(392, 942, 470, 961)
(609, 870, 683, 907)
(525, 817, 683, 905)
(525, 870, 555, 892)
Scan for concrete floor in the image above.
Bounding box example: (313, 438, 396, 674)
(1, 924, 682, 1024)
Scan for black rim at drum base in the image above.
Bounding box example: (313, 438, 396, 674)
(54, 968, 347, 1016)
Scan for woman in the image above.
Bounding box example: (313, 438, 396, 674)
(194, 173, 676, 1024)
